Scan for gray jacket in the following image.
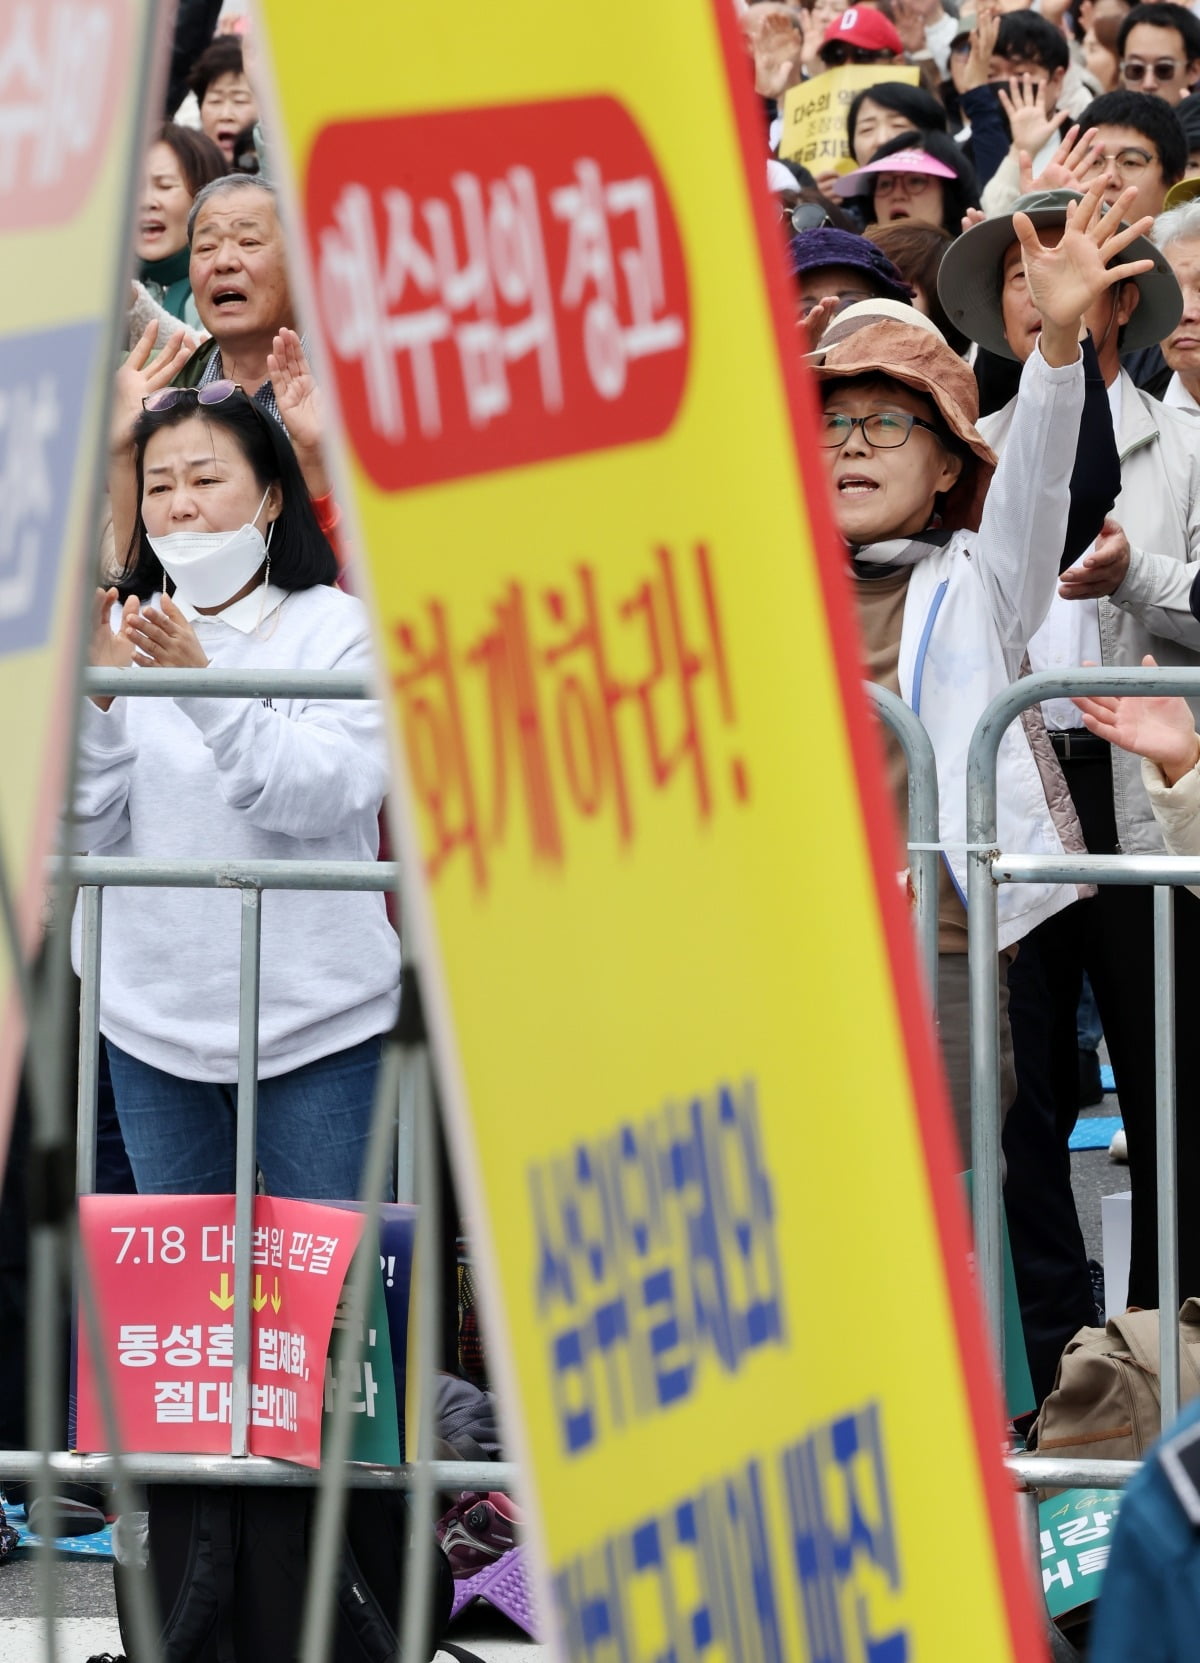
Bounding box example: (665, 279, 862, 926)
(979, 372, 1200, 854)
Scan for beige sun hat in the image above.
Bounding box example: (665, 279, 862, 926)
(815, 317, 997, 532)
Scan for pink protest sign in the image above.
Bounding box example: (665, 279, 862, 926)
(77, 1194, 363, 1467)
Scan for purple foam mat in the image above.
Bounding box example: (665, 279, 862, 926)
(449, 1545, 540, 1638)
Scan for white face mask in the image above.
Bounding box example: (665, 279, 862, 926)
(147, 485, 274, 610)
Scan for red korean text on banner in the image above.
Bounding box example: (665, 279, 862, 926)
(0, 0, 134, 231)
(306, 96, 691, 491)
(77, 1194, 364, 1467)
(393, 539, 750, 891)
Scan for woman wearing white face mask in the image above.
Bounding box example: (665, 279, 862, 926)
(75, 384, 399, 1200)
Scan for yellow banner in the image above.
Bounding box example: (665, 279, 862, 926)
(0, 0, 161, 1176)
(260, 2, 1044, 1657)
(780, 64, 920, 171)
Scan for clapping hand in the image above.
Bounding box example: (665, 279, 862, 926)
(126, 593, 209, 670)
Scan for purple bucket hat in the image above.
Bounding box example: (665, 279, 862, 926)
(787, 227, 914, 305)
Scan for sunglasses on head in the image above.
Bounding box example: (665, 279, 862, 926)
(789, 202, 835, 232)
(142, 379, 243, 413)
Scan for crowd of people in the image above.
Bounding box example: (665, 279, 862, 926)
(745, 0, 1200, 1418)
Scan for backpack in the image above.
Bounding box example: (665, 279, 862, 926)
(115, 1485, 454, 1662)
(1032, 1297, 1200, 1470)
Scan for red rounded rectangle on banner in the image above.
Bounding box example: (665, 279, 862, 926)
(305, 96, 691, 492)
(0, 0, 131, 231)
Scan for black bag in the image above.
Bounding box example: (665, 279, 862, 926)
(115, 1485, 454, 1662)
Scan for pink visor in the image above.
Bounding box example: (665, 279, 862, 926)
(832, 149, 959, 197)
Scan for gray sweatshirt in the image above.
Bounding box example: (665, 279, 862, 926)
(72, 583, 400, 1082)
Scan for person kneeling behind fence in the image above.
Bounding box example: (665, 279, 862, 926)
(72, 384, 399, 1200)
(815, 179, 1156, 1167)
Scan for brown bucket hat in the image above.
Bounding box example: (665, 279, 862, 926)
(815, 317, 997, 533)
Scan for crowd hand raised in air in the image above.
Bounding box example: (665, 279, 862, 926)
(112, 320, 195, 455)
(268, 326, 331, 498)
(1018, 125, 1100, 197)
(999, 74, 1061, 162)
(1074, 656, 1200, 785)
(1013, 179, 1155, 362)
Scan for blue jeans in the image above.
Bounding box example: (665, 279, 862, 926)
(104, 1035, 389, 1200)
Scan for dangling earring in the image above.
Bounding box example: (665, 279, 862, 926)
(254, 524, 280, 639)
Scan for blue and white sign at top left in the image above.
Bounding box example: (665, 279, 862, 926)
(0, 321, 101, 657)
(0, 0, 163, 1190)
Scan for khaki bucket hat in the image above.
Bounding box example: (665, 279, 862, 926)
(815, 317, 997, 533)
(936, 188, 1182, 361)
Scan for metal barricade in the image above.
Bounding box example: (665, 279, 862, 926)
(2, 667, 515, 1663)
(968, 665, 1200, 1494)
(867, 683, 940, 1010)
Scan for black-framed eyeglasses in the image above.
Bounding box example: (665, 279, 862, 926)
(821, 44, 888, 66)
(142, 379, 243, 413)
(1121, 57, 1185, 83)
(820, 411, 943, 449)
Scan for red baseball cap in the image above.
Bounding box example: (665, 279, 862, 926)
(820, 7, 904, 56)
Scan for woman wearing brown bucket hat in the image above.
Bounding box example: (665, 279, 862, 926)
(816, 178, 1155, 1165)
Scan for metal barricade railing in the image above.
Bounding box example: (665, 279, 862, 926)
(2, 667, 516, 1663)
(969, 665, 1200, 1492)
(868, 683, 940, 1010)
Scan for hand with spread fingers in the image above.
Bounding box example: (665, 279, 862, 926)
(267, 326, 330, 498)
(1020, 124, 1097, 196)
(112, 321, 196, 455)
(1059, 517, 1131, 601)
(998, 74, 1059, 160)
(126, 592, 209, 670)
(959, 5, 999, 94)
(1073, 655, 1200, 785)
(1013, 180, 1155, 364)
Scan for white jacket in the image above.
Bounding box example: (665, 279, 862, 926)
(1143, 756, 1200, 898)
(980, 371, 1200, 854)
(71, 583, 400, 1082)
(884, 343, 1084, 950)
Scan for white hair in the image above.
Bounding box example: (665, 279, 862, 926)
(1152, 196, 1200, 252)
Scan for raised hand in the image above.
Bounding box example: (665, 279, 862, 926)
(800, 295, 841, 351)
(1074, 656, 1200, 785)
(958, 5, 999, 94)
(267, 326, 331, 498)
(998, 74, 1059, 160)
(1013, 179, 1154, 360)
(743, 3, 806, 97)
(1020, 124, 1097, 195)
(112, 321, 195, 455)
(126, 593, 209, 670)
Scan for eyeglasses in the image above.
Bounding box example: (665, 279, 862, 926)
(143, 379, 243, 413)
(789, 202, 834, 232)
(1120, 57, 1185, 83)
(874, 172, 937, 197)
(1082, 145, 1155, 177)
(800, 289, 873, 318)
(822, 44, 888, 66)
(820, 411, 943, 449)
